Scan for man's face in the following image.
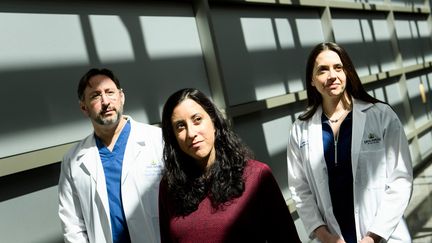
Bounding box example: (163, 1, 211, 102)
(80, 74, 124, 126)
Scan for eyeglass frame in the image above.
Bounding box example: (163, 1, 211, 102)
(86, 88, 123, 103)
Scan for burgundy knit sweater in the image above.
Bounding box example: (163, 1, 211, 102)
(158, 160, 301, 243)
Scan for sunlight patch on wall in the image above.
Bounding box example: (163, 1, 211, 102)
(89, 15, 135, 63)
(295, 18, 324, 47)
(418, 131, 432, 159)
(416, 20, 432, 62)
(286, 78, 304, 93)
(255, 81, 286, 100)
(0, 120, 91, 158)
(0, 186, 62, 243)
(333, 19, 367, 43)
(417, 20, 430, 38)
(140, 16, 202, 59)
(384, 82, 403, 107)
(262, 116, 293, 157)
(395, 19, 418, 39)
(406, 75, 431, 128)
(275, 18, 296, 49)
(368, 87, 385, 101)
(239, 17, 296, 51)
(333, 15, 395, 74)
(240, 17, 277, 51)
(360, 19, 374, 42)
(372, 19, 391, 41)
(395, 19, 419, 66)
(0, 13, 89, 70)
(395, 18, 432, 65)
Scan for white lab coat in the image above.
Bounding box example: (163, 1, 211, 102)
(287, 99, 413, 242)
(58, 117, 164, 243)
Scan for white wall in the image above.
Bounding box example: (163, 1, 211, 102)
(0, 186, 62, 243)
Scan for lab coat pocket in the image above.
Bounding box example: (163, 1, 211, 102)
(142, 163, 162, 218)
(358, 148, 386, 189)
(132, 158, 162, 219)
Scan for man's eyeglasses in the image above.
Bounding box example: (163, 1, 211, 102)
(88, 89, 122, 103)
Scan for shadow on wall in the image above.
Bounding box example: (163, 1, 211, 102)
(0, 1, 210, 242)
(0, 0, 210, 158)
(408, 183, 432, 241)
(233, 102, 306, 196)
(210, 4, 320, 106)
(406, 158, 432, 242)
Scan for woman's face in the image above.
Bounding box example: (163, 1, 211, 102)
(171, 98, 216, 169)
(311, 50, 347, 100)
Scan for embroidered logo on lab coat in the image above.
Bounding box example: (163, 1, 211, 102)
(363, 133, 381, 144)
(144, 159, 163, 176)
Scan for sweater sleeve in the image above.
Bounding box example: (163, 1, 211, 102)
(256, 162, 301, 243)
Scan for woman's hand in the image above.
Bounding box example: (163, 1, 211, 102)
(314, 225, 346, 243)
(360, 232, 382, 243)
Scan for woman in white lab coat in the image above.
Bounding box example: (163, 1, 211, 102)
(287, 42, 413, 243)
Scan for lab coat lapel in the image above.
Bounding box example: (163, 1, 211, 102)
(351, 99, 372, 178)
(121, 120, 145, 184)
(309, 106, 327, 182)
(77, 136, 110, 225)
(78, 137, 98, 181)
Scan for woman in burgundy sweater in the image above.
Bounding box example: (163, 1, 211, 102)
(159, 88, 301, 243)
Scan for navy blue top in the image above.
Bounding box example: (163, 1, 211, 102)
(322, 112, 357, 243)
(96, 120, 132, 243)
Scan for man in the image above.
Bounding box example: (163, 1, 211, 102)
(58, 68, 163, 243)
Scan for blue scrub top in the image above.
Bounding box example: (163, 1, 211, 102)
(322, 112, 357, 243)
(96, 120, 132, 243)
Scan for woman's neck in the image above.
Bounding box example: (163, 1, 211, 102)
(322, 93, 352, 116)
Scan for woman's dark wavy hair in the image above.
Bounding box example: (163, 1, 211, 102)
(299, 42, 382, 120)
(161, 88, 252, 216)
